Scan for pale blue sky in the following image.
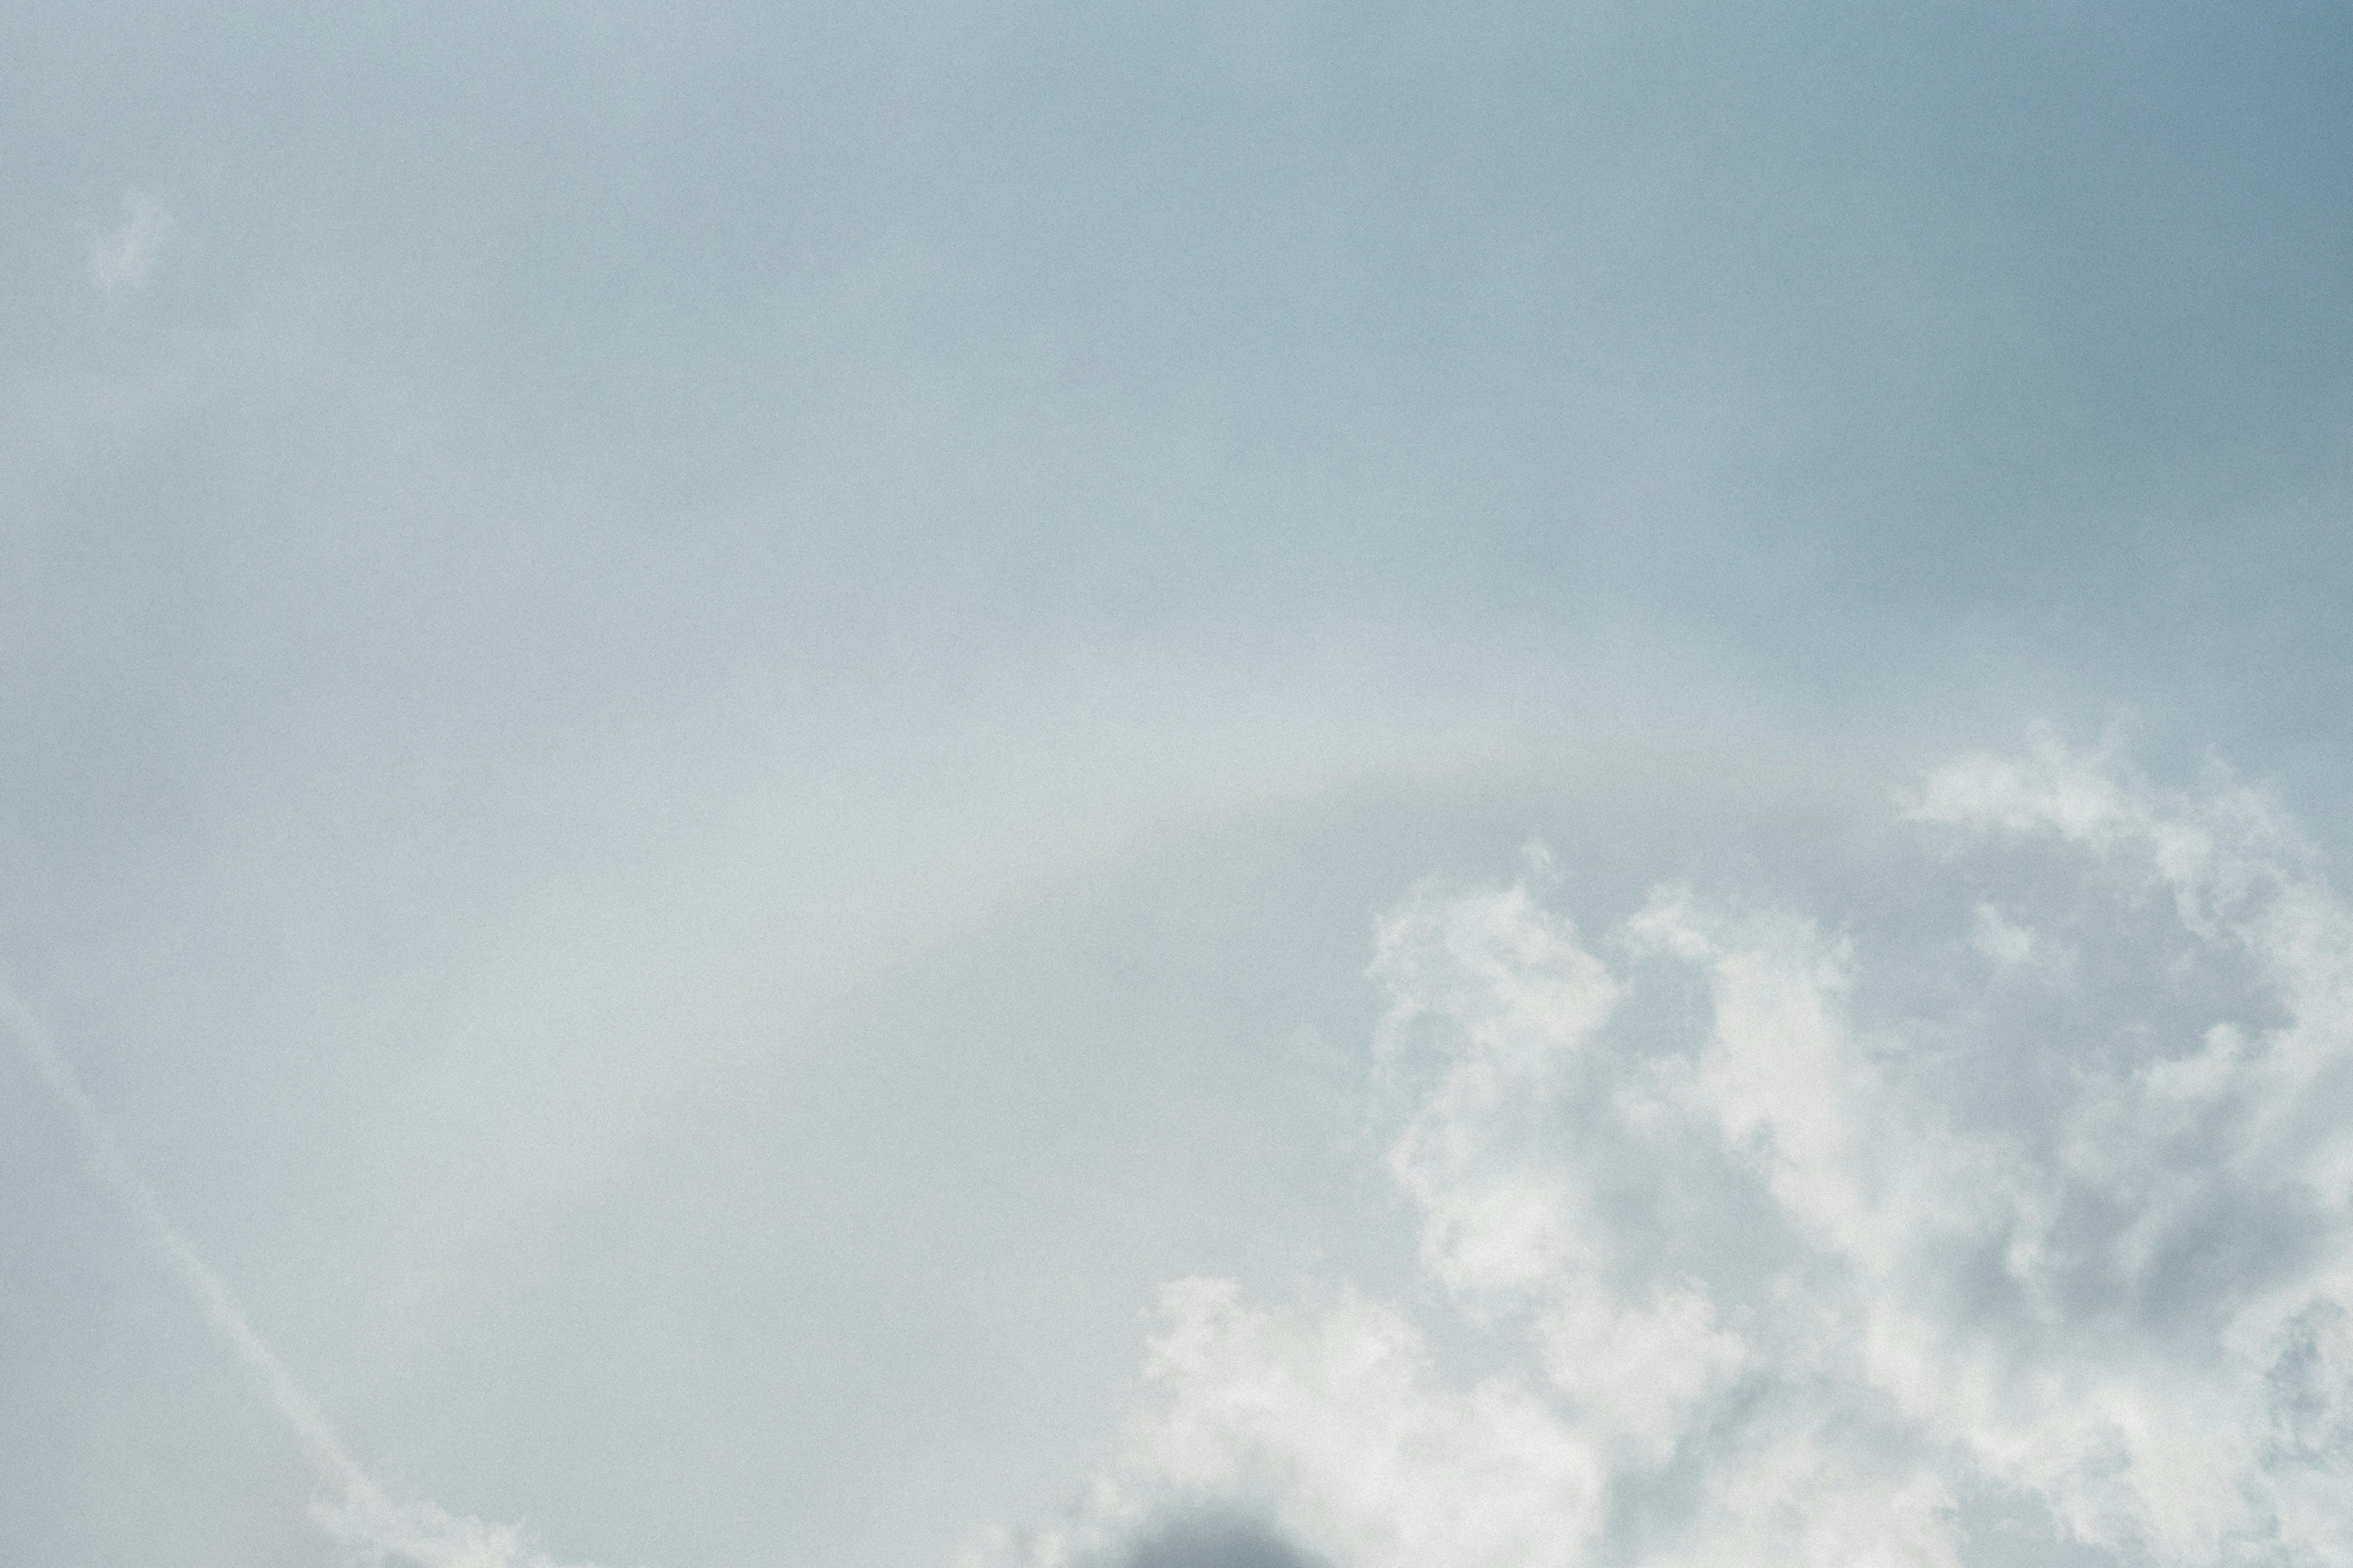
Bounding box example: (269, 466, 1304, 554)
(6, 6, 2353, 1566)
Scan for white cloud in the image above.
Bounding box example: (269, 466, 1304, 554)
(88, 192, 170, 292)
(982, 737, 2353, 1567)
(1970, 903, 2037, 968)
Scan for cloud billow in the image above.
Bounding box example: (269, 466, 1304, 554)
(980, 737, 2353, 1568)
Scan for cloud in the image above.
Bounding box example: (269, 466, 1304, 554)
(1109, 1510, 1333, 1568)
(0, 988, 596, 1568)
(88, 192, 169, 291)
(312, 1491, 591, 1568)
(980, 735, 2353, 1567)
(1969, 903, 2039, 969)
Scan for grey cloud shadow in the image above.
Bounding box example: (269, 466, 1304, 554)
(1110, 1510, 1335, 1568)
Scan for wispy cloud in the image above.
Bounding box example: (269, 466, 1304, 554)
(983, 737, 2353, 1568)
(0, 988, 600, 1568)
(87, 192, 170, 292)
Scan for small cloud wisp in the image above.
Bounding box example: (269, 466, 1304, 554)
(86, 192, 169, 292)
(0, 989, 596, 1568)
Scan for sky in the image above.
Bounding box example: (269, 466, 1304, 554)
(5, 4, 2353, 1566)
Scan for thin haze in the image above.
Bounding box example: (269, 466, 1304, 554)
(6, 4, 2353, 1566)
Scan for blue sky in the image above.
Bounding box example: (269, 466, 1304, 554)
(7, 6, 2353, 1566)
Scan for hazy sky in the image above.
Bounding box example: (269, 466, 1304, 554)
(7, 6, 2353, 1566)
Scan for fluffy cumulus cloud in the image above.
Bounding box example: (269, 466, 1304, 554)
(975, 735, 2353, 1568)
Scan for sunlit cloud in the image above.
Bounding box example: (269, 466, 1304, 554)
(983, 737, 2353, 1568)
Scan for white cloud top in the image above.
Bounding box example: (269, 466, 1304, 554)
(983, 737, 2353, 1568)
